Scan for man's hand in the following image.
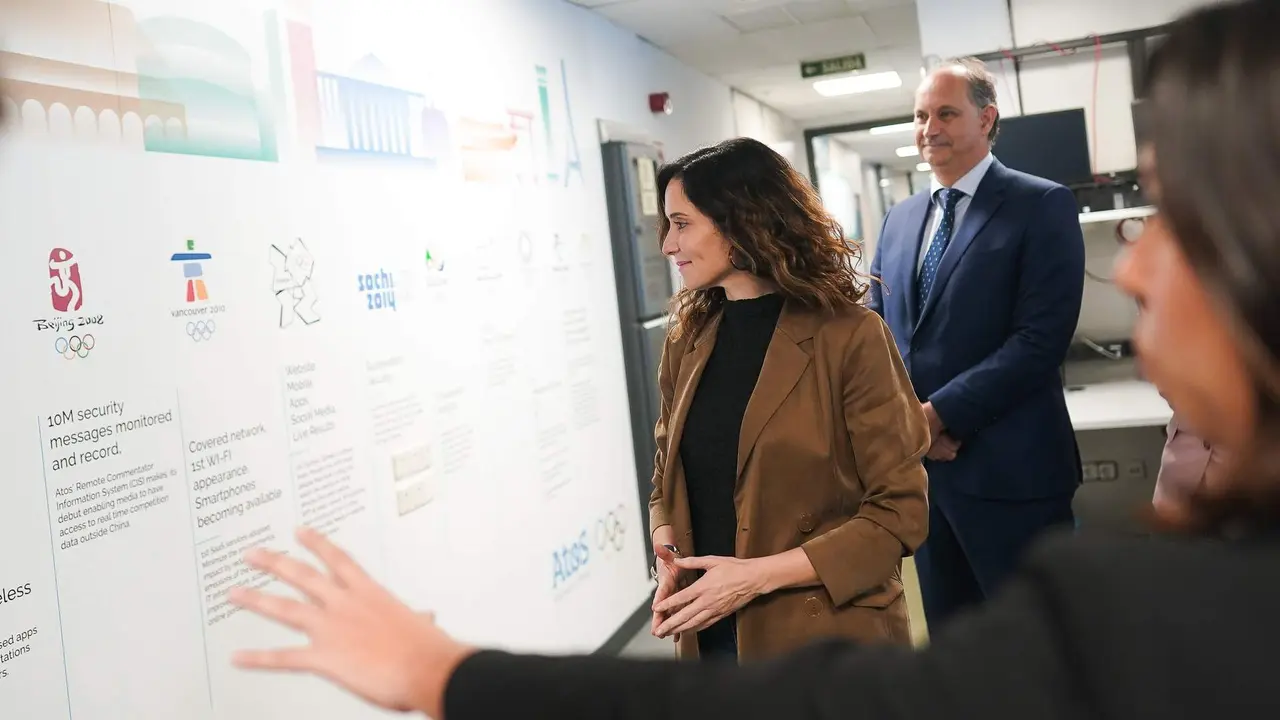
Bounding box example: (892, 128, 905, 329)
(926, 433, 962, 462)
(921, 401, 945, 443)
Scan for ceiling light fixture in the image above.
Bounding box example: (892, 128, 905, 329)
(916, 162, 930, 172)
(895, 145, 919, 158)
(812, 70, 902, 98)
(869, 122, 914, 135)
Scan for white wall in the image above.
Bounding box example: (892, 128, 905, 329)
(1004, 0, 1224, 172)
(505, 0, 737, 161)
(1011, 0, 1224, 41)
(915, 0, 1223, 174)
(731, 89, 807, 170)
(916, 0, 1013, 62)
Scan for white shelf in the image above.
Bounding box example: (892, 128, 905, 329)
(1078, 206, 1156, 225)
(1065, 380, 1172, 431)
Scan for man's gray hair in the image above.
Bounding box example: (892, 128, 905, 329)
(940, 57, 1000, 144)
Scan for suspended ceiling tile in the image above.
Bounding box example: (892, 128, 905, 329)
(664, 35, 778, 75)
(595, 0, 740, 46)
(754, 15, 877, 62)
(565, 0, 637, 7)
(784, 0, 858, 23)
(722, 6, 798, 33)
(862, 4, 921, 47)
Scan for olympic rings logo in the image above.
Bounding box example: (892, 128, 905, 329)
(594, 505, 627, 552)
(54, 334, 95, 360)
(186, 320, 216, 342)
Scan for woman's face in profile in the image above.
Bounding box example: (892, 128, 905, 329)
(1113, 148, 1254, 450)
(660, 177, 734, 291)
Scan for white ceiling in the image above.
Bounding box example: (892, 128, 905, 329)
(568, 0, 923, 125)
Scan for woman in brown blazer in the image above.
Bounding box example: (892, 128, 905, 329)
(644, 137, 929, 662)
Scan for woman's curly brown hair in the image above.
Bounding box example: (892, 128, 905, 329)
(657, 137, 871, 340)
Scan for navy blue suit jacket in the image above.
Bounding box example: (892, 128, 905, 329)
(868, 159, 1084, 500)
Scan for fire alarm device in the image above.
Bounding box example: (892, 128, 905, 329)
(649, 92, 673, 115)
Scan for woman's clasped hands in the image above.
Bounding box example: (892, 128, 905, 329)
(650, 541, 769, 640)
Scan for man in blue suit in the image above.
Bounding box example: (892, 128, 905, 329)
(868, 59, 1085, 629)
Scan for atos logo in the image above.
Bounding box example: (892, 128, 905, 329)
(357, 269, 396, 311)
(551, 529, 590, 590)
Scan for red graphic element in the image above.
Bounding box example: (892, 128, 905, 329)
(49, 247, 84, 312)
(187, 278, 208, 302)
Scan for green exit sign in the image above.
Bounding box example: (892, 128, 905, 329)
(800, 53, 867, 79)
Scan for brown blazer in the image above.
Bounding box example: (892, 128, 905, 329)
(649, 299, 929, 662)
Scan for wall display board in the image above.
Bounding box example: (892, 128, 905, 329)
(0, 0, 653, 717)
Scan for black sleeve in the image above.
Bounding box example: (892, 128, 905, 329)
(443, 574, 1091, 720)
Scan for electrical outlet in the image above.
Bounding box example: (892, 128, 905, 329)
(1123, 460, 1147, 481)
(1082, 462, 1099, 482)
(1098, 461, 1119, 481)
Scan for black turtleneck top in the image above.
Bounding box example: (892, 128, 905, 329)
(678, 292, 785, 651)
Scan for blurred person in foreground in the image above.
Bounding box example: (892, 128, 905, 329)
(226, 1, 1280, 716)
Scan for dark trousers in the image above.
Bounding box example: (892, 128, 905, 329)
(696, 615, 738, 662)
(914, 488, 1075, 632)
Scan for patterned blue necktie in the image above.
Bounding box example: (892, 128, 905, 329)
(917, 188, 965, 313)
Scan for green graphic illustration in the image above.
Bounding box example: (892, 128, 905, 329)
(537, 65, 556, 184)
(534, 61, 582, 187)
(136, 15, 280, 162)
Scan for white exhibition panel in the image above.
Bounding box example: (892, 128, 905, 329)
(0, 0, 653, 717)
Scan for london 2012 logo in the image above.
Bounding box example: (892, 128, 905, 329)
(36, 247, 104, 360)
(271, 238, 321, 328)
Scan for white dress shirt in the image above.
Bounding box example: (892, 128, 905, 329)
(917, 152, 995, 273)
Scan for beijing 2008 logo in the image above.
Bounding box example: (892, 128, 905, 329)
(594, 504, 627, 553)
(54, 335, 95, 360)
(36, 247, 106, 360)
(49, 248, 84, 312)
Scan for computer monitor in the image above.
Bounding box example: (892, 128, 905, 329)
(993, 108, 1093, 186)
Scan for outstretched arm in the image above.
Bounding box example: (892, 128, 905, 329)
(446, 574, 1082, 720)
(228, 526, 1087, 720)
